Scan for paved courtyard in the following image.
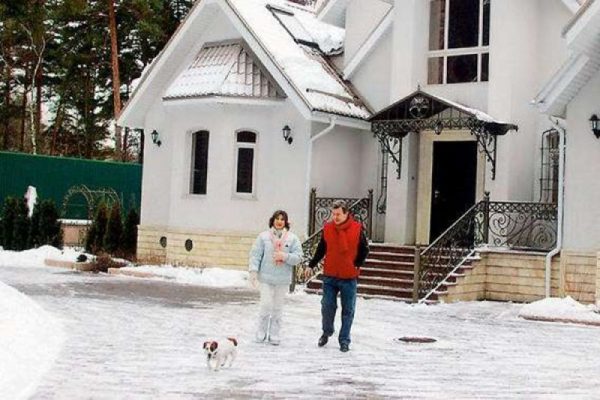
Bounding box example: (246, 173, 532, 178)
(2, 265, 600, 399)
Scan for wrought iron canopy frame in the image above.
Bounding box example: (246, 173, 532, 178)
(370, 90, 518, 180)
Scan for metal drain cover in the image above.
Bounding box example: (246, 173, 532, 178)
(395, 336, 437, 343)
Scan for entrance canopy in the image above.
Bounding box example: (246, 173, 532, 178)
(370, 90, 518, 179)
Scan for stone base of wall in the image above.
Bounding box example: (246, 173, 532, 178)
(137, 225, 256, 270)
(440, 248, 597, 304)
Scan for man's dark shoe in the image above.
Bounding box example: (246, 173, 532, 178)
(340, 343, 349, 352)
(318, 335, 329, 347)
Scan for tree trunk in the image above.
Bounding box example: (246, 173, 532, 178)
(20, 83, 28, 151)
(2, 52, 12, 150)
(108, 0, 122, 160)
(35, 63, 42, 148)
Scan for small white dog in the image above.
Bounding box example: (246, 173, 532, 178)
(203, 337, 238, 371)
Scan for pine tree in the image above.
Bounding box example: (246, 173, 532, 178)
(28, 201, 41, 248)
(13, 199, 30, 251)
(121, 206, 139, 258)
(38, 199, 63, 248)
(1, 197, 18, 250)
(104, 201, 122, 254)
(85, 201, 108, 253)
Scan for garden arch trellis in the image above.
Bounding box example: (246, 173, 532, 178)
(61, 185, 120, 219)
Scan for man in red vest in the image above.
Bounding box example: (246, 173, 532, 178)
(306, 200, 369, 352)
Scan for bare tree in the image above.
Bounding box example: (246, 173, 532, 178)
(108, 0, 123, 160)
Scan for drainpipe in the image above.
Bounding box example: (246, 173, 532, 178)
(304, 117, 337, 233)
(545, 116, 566, 298)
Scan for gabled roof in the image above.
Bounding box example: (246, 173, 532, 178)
(164, 41, 286, 100)
(534, 0, 600, 116)
(118, 0, 371, 128)
(229, 0, 371, 119)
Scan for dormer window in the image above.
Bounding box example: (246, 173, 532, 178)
(428, 0, 490, 85)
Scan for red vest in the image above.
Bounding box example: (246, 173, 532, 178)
(322, 217, 362, 279)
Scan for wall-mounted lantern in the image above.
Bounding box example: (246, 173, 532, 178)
(282, 125, 293, 144)
(590, 114, 600, 139)
(151, 130, 162, 146)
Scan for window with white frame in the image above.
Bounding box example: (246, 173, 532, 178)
(190, 130, 209, 195)
(428, 0, 490, 85)
(235, 131, 257, 195)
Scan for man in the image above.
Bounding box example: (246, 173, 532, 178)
(305, 200, 369, 352)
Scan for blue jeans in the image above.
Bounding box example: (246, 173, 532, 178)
(321, 276, 357, 346)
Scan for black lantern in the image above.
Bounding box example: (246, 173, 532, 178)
(151, 130, 162, 146)
(282, 125, 293, 144)
(590, 114, 600, 139)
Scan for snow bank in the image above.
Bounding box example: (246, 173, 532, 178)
(519, 296, 600, 326)
(0, 281, 65, 399)
(0, 246, 83, 269)
(119, 265, 249, 288)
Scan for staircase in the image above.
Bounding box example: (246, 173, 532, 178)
(304, 243, 475, 303)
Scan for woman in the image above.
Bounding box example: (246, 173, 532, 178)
(248, 210, 303, 345)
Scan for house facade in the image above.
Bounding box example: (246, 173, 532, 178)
(118, 0, 599, 304)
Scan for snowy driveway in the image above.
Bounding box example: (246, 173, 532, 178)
(2, 265, 600, 399)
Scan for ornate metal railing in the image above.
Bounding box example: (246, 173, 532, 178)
(416, 193, 558, 302)
(308, 188, 373, 237)
(293, 195, 373, 287)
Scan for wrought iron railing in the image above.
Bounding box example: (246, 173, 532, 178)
(293, 194, 373, 287)
(416, 193, 558, 302)
(308, 188, 373, 237)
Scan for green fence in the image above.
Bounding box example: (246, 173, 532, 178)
(0, 151, 142, 219)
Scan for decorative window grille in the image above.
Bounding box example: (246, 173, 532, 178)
(539, 129, 559, 203)
(428, 0, 490, 84)
(190, 131, 209, 195)
(235, 131, 257, 195)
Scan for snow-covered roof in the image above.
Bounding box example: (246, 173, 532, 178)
(164, 42, 285, 100)
(534, 0, 600, 116)
(228, 0, 371, 119)
(118, 0, 371, 128)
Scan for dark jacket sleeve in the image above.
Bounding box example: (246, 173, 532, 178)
(353, 230, 369, 267)
(308, 236, 326, 268)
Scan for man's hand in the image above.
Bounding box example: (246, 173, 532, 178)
(303, 266, 314, 281)
(249, 271, 259, 289)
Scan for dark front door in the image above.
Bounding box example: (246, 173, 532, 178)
(429, 141, 477, 242)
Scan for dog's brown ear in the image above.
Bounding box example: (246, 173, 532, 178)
(210, 342, 218, 351)
(227, 337, 238, 347)
(203, 341, 210, 349)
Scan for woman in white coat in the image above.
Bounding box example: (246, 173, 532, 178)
(249, 210, 303, 345)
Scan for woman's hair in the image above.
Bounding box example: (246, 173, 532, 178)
(269, 210, 290, 230)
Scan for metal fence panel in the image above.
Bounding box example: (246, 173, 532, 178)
(0, 151, 142, 219)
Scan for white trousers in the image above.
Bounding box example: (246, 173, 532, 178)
(256, 283, 287, 341)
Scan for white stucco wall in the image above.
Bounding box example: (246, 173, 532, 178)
(310, 124, 373, 198)
(344, 0, 392, 63)
(563, 70, 600, 250)
(486, 0, 571, 202)
(141, 98, 311, 237)
(351, 30, 393, 112)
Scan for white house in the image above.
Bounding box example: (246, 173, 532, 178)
(118, 0, 377, 268)
(534, 0, 600, 304)
(119, 0, 599, 304)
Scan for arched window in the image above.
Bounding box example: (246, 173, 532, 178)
(190, 130, 209, 194)
(235, 131, 257, 194)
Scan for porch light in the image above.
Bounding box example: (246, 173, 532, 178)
(282, 125, 293, 144)
(590, 115, 600, 139)
(151, 130, 162, 146)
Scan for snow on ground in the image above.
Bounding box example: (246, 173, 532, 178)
(519, 296, 600, 325)
(120, 265, 249, 287)
(0, 280, 65, 399)
(0, 245, 83, 268)
(2, 247, 600, 398)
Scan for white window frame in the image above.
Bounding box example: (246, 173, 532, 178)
(428, 0, 490, 85)
(233, 130, 258, 199)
